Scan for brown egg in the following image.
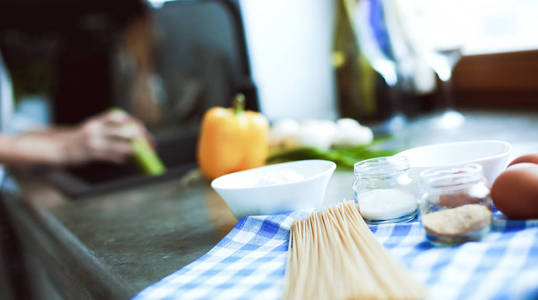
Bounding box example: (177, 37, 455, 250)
(491, 163, 538, 219)
(508, 153, 538, 167)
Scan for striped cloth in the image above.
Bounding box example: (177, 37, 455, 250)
(133, 211, 538, 300)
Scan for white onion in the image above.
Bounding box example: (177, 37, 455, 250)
(295, 120, 335, 150)
(269, 118, 373, 149)
(333, 118, 373, 147)
(268, 119, 300, 148)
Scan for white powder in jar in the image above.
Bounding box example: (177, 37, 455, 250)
(254, 168, 305, 186)
(357, 189, 418, 221)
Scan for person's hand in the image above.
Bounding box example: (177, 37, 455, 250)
(0, 110, 153, 166)
(62, 110, 152, 165)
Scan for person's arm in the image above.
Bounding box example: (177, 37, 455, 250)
(0, 110, 148, 166)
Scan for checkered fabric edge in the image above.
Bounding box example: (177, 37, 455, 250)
(133, 211, 538, 300)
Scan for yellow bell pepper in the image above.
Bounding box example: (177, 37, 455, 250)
(198, 94, 269, 180)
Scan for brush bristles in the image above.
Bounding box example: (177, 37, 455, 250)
(283, 201, 427, 300)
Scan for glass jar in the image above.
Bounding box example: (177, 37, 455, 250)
(419, 164, 492, 245)
(353, 156, 418, 224)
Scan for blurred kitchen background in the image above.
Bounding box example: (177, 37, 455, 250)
(0, 0, 537, 193)
(1, 1, 538, 299)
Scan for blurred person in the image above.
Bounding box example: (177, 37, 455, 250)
(0, 51, 151, 167)
(0, 110, 149, 166)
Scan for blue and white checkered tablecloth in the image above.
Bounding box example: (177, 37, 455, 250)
(133, 211, 538, 300)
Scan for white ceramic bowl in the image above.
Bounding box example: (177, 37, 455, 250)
(211, 160, 336, 219)
(395, 140, 512, 184)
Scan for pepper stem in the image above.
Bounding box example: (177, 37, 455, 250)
(233, 93, 246, 115)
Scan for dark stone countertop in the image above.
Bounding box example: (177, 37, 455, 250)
(4, 109, 538, 299)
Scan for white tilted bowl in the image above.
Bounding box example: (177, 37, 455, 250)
(211, 160, 336, 219)
(395, 140, 512, 184)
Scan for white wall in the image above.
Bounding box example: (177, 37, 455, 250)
(240, 0, 338, 121)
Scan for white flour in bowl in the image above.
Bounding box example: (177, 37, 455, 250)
(253, 168, 305, 186)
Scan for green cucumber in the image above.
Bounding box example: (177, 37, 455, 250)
(267, 137, 397, 169)
(131, 136, 166, 176)
(113, 112, 166, 176)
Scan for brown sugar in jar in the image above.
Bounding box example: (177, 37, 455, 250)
(419, 164, 492, 245)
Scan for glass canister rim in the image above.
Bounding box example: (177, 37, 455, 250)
(354, 155, 410, 178)
(420, 163, 484, 190)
